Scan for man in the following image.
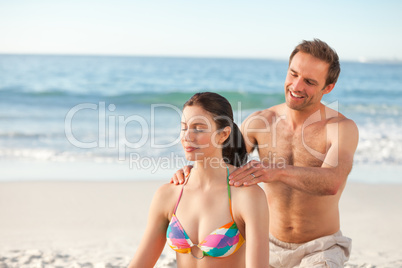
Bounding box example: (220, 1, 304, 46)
(172, 39, 359, 267)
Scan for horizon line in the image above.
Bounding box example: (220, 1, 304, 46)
(0, 52, 288, 61)
(0, 52, 401, 64)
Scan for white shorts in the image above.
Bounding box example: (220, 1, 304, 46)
(269, 230, 352, 268)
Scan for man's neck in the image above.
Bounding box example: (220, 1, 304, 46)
(285, 104, 324, 130)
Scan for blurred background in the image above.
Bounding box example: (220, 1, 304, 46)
(1, 0, 402, 182)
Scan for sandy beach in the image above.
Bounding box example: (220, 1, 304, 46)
(1, 180, 401, 268)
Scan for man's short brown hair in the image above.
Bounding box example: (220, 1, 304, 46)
(289, 39, 340, 87)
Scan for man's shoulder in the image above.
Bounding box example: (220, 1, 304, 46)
(323, 106, 359, 141)
(258, 103, 285, 117)
(324, 105, 357, 128)
(243, 103, 286, 126)
(336, 116, 359, 137)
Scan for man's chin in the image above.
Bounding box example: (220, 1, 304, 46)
(285, 100, 304, 111)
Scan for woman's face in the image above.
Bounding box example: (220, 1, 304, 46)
(180, 105, 229, 162)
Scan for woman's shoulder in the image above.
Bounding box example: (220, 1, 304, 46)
(227, 165, 266, 198)
(228, 175, 268, 225)
(231, 183, 266, 200)
(149, 182, 183, 218)
(155, 182, 183, 199)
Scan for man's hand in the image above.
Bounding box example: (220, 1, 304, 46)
(170, 165, 193, 185)
(229, 160, 278, 186)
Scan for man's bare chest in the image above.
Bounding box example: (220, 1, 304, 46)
(256, 123, 329, 167)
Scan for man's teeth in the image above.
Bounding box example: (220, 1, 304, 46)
(291, 91, 303, 98)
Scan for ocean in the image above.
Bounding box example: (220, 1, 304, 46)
(1, 55, 401, 182)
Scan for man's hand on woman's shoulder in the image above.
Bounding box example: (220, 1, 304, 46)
(170, 165, 193, 185)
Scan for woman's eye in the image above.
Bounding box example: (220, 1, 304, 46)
(180, 128, 204, 132)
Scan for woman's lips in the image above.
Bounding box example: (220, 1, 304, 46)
(184, 146, 198, 152)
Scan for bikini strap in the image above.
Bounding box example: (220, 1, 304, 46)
(173, 171, 191, 214)
(226, 165, 235, 219)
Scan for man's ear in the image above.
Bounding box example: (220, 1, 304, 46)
(323, 83, 335, 95)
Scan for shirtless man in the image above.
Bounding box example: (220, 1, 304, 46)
(172, 39, 359, 267)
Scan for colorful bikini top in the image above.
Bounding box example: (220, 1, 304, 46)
(166, 166, 245, 259)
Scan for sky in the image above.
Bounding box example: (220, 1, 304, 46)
(1, 0, 401, 61)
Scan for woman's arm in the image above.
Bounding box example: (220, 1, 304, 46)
(238, 186, 270, 267)
(128, 184, 173, 268)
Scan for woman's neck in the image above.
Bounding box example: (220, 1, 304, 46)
(190, 159, 228, 188)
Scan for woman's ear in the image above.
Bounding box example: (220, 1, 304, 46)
(219, 126, 232, 144)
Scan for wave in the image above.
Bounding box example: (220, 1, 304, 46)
(0, 132, 65, 139)
(2, 121, 402, 166)
(3, 86, 402, 115)
(107, 91, 285, 109)
(0, 88, 285, 110)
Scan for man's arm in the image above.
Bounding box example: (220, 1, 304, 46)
(241, 110, 273, 154)
(230, 119, 359, 196)
(240, 111, 259, 154)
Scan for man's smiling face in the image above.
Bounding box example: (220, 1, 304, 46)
(284, 52, 332, 112)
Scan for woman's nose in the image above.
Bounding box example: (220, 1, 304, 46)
(182, 129, 193, 141)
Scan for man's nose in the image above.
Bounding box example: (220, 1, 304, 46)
(293, 77, 303, 91)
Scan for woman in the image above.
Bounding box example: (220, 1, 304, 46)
(128, 92, 269, 267)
